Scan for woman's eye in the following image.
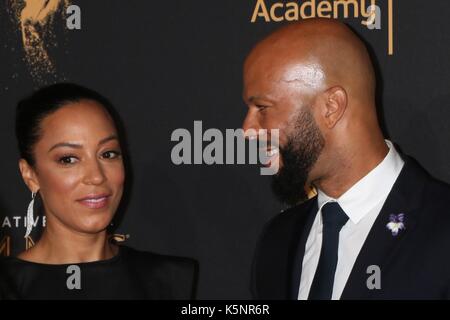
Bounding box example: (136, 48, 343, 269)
(58, 156, 78, 165)
(102, 150, 122, 159)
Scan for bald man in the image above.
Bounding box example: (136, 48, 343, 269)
(244, 19, 450, 300)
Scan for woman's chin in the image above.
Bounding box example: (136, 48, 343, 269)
(74, 218, 112, 234)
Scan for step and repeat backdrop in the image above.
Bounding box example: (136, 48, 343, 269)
(1, 0, 449, 299)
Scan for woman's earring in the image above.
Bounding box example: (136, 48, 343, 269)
(25, 191, 36, 238)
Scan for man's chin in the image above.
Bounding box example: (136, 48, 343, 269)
(271, 172, 308, 206)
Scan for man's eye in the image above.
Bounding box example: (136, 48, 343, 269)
(59, 156, 78, 165)
(102, 150, 122, 159)
(256, 105, 268, 111)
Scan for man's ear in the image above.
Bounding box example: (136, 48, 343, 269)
(322, 86, 348, 129)
(18, 159, 40, 193)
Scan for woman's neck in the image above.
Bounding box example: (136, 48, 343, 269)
(18, 224, 118, 264)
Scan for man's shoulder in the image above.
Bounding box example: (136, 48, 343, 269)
(390, 155, 450, 241)
(402, 156, 450, 207)
(416, 172, 450, 222)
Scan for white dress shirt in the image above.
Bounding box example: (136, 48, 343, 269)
(298, 140, 405, 300)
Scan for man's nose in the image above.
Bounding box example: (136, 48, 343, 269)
(242, 110, 261, 139)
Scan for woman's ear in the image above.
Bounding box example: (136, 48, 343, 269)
(18, 159, 40, 193)
(322, 86, 348, 129)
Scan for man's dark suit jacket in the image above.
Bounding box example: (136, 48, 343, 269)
(252, 156, 450, 299)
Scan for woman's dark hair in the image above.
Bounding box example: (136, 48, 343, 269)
(16, 83, 125, 166)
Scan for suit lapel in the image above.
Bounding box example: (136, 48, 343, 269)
(340, 158, 426, 299)
(288, 198, 318, 299)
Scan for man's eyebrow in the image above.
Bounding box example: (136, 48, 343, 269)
(247, 96, 257, 103)
(48, 134, 119, 153)
(247, 95, 264, 103)
(247, 95, 275, 104)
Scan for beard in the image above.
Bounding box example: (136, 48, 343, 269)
(271, 107, 325, 206)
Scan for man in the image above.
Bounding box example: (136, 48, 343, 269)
(243, 19, 450, 300)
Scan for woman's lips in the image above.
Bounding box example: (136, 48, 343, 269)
(77, 195, 110, 209)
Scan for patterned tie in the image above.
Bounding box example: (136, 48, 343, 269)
(308, 201, 349, 300)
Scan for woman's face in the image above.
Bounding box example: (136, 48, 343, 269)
(22, 100, 125, 234)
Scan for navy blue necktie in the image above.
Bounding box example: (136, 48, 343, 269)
(308, 202, 349, 300)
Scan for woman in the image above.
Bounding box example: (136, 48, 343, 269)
(0, 83, 198, 299)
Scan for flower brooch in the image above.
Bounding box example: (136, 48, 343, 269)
(386, 213, 406, 236)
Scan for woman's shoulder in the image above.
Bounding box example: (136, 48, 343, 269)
(119, 245, 199, 299)
(120, 245, 197, 269)
(119, 245, 198, 281)
(0, 254, 28, 271)
(0, 256, 22, 299)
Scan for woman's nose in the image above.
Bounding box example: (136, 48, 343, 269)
(83, 159, 106, 185)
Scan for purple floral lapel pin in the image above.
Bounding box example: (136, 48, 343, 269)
(386, 213, 406, 236)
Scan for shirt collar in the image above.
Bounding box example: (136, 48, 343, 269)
(317, 140, 405, 225)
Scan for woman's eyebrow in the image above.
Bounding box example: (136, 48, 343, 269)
(98, 134, 118, 146)
(48, 134, 118, 153)
(48, 142, 82, 153)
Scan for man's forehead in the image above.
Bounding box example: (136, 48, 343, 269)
(243, 71, 281, 102)
(244, 60, 326, 99)
(279, 62, 326, 91)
